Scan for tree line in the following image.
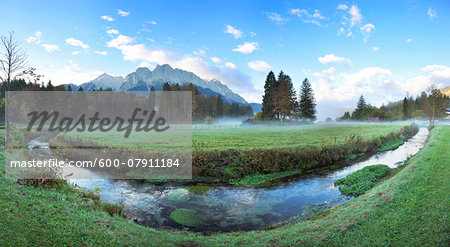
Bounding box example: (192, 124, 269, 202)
(260, 71, 316, 122)
(338, 86, 449, 124)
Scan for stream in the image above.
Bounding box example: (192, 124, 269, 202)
(29, 127, 429, 232)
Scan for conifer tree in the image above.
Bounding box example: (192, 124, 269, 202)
(299, 78, 316, 121)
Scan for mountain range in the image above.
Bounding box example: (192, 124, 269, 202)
(66, 64, 252, 107)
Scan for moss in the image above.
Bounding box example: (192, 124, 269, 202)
(229, 169, 302, 187)
(334, 164, 391, 197)
(186, 185, 213, 194)
(167, 188, 190, 203)
(378, 139, 404, 152)
(169, 208, 201, 226)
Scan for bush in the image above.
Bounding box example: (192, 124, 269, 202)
(204, 116, 214, 125)
(101, 203, 126, 218)
(334, 164, 391, 197)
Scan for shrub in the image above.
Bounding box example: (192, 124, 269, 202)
(334, 164, 391, 197)
(101, 203, 126, 218)
(204, 116, 214, 125)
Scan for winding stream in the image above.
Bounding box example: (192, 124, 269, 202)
(31, 127, 429, 232)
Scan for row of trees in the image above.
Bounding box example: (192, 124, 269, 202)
(156, 82, 253, 121)
(261, 71, 316, 121)
(338, 86, 449, 124)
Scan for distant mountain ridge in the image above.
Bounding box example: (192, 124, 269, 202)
(64, 64, 264, 113)
(121, 64, 247, 104)
(440, 86, 450, 97)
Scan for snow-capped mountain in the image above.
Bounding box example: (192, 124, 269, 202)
(80, 73, 124, 91)
(120, 64, 247, 104)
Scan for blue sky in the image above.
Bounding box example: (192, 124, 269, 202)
(1, 0, 449, 119)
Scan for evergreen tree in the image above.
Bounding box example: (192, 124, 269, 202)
(299, 78, 316, 121)
(67, 85, 72, 91)
(78, 86, 84, 91)
(148, 86, 156, 111)
(402, 97, 409, 120)
(352, 95, 367, 120)
(274, 71, 296, 120)
(46, 80, 54, 91)
(261, 71, 276, 120)
(216, 95, 223, 117)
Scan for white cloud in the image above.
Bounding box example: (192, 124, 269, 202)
(193, 49, 206, 56)
(373, 46, 380, 51)
(105, 34, 261, 102)
(94, 50, 108, 56)
(117, 9, 130, 17)
(210, 57, 222, 63)
(290, 8, 326, 26)
(267, 12, 288, 24)
(27, 31, 42, 44)
(232, 41, 259, 54)
(322, 67, 336, 74)
(427, 7, 437, 20)
(338, 4, 371, 41)
(349, 5, 362, 27)
(146, 21, 157, 25)
(225, 62, 237, 70)
(224, 25, 243, 39)
(42, 63, 103, 85)
(360, 23, 375, 42)
(101, 15, 114, 22)
(106, 35, 134, 48)
(248, 60, 272, 72)
(318, 54, 352, 65)
(106, 29, 119, 36)
(65, 38, 89, 49)
(406, 38, 413, 43)
(72, 51, 79, 55)
(250, 32, 256, 37)
(337, 4, 348, 10)
(41, 44, 59, 53)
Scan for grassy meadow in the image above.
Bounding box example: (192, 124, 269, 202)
(0, 126, 448, 246)
(60, 123, 407, 150)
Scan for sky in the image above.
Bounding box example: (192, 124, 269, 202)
(1, 0, 449, 119)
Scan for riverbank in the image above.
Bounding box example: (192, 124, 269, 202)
(0, 126, 448, 246)
(54, 124, 418, 185)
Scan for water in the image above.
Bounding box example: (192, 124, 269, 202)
(31, 128, 429, 232)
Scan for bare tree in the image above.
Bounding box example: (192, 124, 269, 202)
(423, 84, 446, 125)
(0, 31, 29, 143)
(0, 31, 28, 91)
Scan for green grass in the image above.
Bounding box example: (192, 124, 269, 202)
(229, 169, 302, 186)
(378, 139, 405, 152)
(61, 123, 406, 150)
(334, 164, 391, 197)
(186, 185, 213, 194)
(0, 126, 448, 246)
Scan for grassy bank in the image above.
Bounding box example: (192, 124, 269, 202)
(0, 126, 448, 246)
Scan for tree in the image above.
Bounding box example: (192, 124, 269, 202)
(216, 95, 223, 117)
(423, 85, 446, 125)
(0, 32, 28, 91)
(338, 111, 351, 121)
(299, 78, 316, 121)
(273, 71, 297, 120)
(261, 71, 276, 120)
(402, 97, 409, 120)
(352, 95, 367, 120)
(46, 80, 54, 91)
(1, 32, 30, 143)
